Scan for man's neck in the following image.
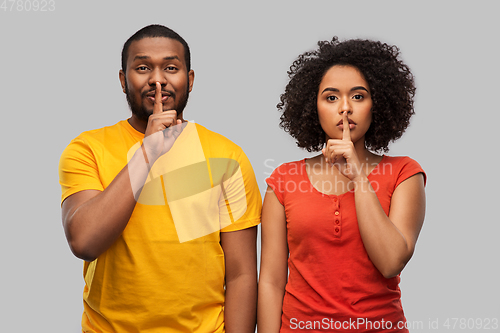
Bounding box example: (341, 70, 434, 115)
(128, 114, 185, 134)
(127, 116, 147, 134)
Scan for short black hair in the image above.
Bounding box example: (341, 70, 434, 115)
(278, 37, 416, 152)
(121, 24, 191, 73)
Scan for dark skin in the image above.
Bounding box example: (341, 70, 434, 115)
(62, 37, 257, 333)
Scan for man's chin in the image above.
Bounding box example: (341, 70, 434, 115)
(129, 100, 186, 120)
(130, 107, 153, 122)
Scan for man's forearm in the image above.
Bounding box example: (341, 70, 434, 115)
(63, 146, 150, 261)
(224, 273, 257, 333)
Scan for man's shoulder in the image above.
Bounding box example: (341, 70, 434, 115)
(70, 120, 140, 147)
(75, 120, 129, 139)
(193, 122, 243, 153)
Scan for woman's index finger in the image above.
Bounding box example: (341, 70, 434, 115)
(342, 112, 351, 141)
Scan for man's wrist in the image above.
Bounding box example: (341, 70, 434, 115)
(141, 144, 150, 165)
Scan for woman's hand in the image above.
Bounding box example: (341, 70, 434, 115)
(322, 112, 363, 181)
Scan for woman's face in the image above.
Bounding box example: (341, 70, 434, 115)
(317, 65, 373, 143)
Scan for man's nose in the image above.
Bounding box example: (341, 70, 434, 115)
(149, 69, 167, 87)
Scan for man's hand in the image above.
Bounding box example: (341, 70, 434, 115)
(142, 82, 184, 164)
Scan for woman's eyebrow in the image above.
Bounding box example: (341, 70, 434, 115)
(321, 87, 339, 94)
(351, 86, 369, 92)
(321, 86, 369, 94)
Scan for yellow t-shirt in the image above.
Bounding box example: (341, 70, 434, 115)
(59, 120, 262, 332)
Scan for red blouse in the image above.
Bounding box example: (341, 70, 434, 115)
(266, 156, 426, 332)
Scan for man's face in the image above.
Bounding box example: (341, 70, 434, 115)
(119, 37, 194, 122)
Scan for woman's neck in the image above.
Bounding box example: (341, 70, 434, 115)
(310, 139, 382, 174)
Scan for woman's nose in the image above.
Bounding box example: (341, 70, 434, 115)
(339, 98, 352, 115)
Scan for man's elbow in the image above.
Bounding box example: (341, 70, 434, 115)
(67, 238, 98, 262)
(226, 270, 257, 286)
(63, 215, 99, 262)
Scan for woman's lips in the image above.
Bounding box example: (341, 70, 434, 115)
(336, 118, 356, 130)
(337, 123, 356, 130)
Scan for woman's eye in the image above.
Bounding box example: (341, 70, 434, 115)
(353, 94, 363, 100)
(327, 96, 338, 101)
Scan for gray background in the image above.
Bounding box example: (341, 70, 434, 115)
(1, 0, 499, 331)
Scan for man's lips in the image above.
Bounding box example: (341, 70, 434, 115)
(147, 95, 169, 102)
(144, 90, 173, 103)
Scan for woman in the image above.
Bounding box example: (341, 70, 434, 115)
(258, 37, 426, 332)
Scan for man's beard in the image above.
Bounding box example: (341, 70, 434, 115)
(124, 79, 190, 122)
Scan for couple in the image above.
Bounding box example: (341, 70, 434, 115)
(59, 24, 426, 333)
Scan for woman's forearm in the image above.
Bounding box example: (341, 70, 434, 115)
(257, 281, 286, 332)
(353, 174, 425, 278)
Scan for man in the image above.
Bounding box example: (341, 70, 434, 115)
(59, 24, 261, 332)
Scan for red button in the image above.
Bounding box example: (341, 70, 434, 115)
(334, 211, 340, 216)
(335, 227, 340, 233)
(335, 220, 340, 225)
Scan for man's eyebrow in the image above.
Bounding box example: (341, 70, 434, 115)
(321, 86, 369, 94)
(164, 56, 180, 61)
(132, 55, 180, 61)
(133, 55, 151, 61)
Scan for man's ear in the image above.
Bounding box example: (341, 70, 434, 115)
(119, 70, 127, 94)
(188, 70, 195, 92)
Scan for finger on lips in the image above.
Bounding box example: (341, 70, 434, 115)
(152, 82, 162, 115)
(342, 112, 351, 141)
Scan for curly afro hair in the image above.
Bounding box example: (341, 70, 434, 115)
(278, 37, 416, 152)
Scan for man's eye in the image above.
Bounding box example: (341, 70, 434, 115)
(166, 66, 177, 71)
(137, 66, 149, 71)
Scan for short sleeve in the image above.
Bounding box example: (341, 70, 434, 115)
(265, 164, 286, 205)
(219, 149, 262, 232)
(59, 137, 104, 204)
(395, 157, 427, 188)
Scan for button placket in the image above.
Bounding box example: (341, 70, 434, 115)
(332, 196, 341, 237)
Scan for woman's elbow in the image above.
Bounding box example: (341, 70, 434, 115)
(378, 252, 413, 279)
(379, 263, 405, 279)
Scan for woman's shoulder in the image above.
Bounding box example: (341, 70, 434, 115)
(381, 155, 423, 169)
(382, 155, 416, 163)
(270, 159, 305, 175)
(378, 155, 426, 185)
